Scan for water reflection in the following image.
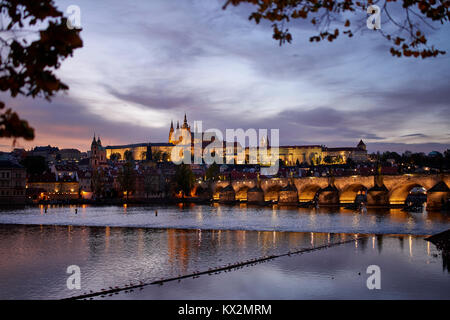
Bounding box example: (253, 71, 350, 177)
(0, 224, 448, 300)
(105, 232, 450, 300)
(2, 204, 449, 236)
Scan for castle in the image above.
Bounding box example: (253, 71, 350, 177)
(90, 114, 368, 166)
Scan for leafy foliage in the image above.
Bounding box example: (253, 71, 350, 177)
(223, 0, 448, 58)
(173, 164, 195, 197)
(118, 162, 135, 199)
(91, 169, 106, 198)
(0, 0, 83, 141)
(20, 155, 48, 175)
(152, 150, 169, 162)
(205, 163, 220, 182)
(143, 170, 163, 197)
(124, 150, 133, 162)
(374, 149, 450, 171)
(109, 152, 121, 162)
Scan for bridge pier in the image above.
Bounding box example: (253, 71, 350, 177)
(367, 185, 389, 207)
(247, 186, 265, 205)
(318, 185, 340, 206)
(278, 183, 299, 205)
(426, 181, 450, 211)
(209, 174, 450, 209)
(219, 184, 236, 204)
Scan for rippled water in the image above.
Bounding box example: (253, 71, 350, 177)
(0, 224, 448, 300)
(0, 204, 449, 235)
(109, 235, 450, 300)
(0, 224, 343, 299)
(0, 205, 449, 299)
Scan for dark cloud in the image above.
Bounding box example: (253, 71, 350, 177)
(1, 0, 449, 153)
(107, 85, 202, 111)
(400, 133, 428, 138)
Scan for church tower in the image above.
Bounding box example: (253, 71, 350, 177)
(169, 115, 192, 144)
(357, 139, 367, 151)
(182, 113, 190, 131)
(169, 120, 175, 144)
(90, 133, 106, 170)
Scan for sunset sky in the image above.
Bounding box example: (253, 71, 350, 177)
(2, 0, 449, 154)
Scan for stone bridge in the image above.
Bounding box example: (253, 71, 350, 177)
(203, 174, 450, 210)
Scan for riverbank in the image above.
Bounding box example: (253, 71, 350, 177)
(0, 204, 449, 235)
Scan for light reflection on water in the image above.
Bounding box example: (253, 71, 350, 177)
(0, 224, 448, 300)
(0, 204, 449, 235)
(0, 224, 343, 299)
(111, 234, 449, 300)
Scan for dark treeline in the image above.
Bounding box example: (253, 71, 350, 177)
(373, 150, 450, 171)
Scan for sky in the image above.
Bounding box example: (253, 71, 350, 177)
(1, 0, 449, 154)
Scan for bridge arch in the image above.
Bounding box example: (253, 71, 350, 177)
(389, 183, 427, 205)
(339, 184, 368, 204)
(213, 186, 224, 201)
(193, 185, 207, 197)
(235, 186, 249, 202)
(298, 184, 321, 203)
(264, 185, 282, 202)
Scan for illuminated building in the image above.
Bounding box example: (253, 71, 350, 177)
(323, 140, 368, 163)
(96, 115, 368, 165)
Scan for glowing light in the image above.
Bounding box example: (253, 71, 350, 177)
(409, 235, 413, 257)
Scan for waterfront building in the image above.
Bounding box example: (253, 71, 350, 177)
(0, 160, 27, 204)
(323, 140, 368, 163)
(77, 170, 92, 199)
(26, 172, 79, 201)
(50, 164, 79, 181)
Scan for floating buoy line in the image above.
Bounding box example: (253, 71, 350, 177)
(64, 236, 364, 300)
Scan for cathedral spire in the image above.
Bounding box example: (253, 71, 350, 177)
(169, 120, 175, 143)
(91, 133, 97, 147)
(182, 113, 189, 129)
